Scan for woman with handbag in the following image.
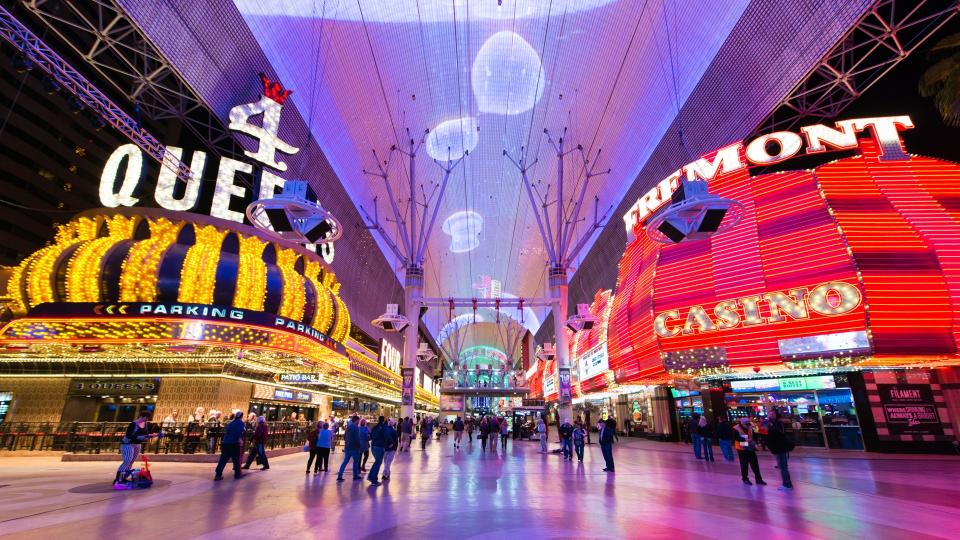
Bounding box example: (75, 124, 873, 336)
(243, 416, 270, 470)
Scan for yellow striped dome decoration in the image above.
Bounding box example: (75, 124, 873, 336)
(6, 210, 349, 342)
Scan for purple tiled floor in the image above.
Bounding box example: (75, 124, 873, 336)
(0, 438, 958, 539)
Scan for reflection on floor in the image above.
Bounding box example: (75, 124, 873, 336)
(1, 437, 958, 539)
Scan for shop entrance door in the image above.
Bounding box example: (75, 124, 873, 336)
(816, 389, 864, 450)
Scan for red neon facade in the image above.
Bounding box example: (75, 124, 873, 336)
(571, 289, 614, 394)
(608, 131, 960, 382)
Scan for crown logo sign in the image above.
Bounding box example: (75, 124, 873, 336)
(259, 72, 293, 105)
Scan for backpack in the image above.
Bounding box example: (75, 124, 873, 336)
(573, 428, 584, 444)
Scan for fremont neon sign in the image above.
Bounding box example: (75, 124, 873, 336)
(623, 115, 915, 235)
(654, 281, 862, 338)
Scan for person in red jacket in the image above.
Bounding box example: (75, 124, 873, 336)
(242, 416, 270, 470)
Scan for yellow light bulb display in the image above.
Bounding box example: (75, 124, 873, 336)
(233, 235, 268, 311)
(178, 225, 228, 305)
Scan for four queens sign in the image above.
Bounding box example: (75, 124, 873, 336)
(97, 73, 334, 263)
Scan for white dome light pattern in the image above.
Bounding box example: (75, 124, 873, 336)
(426, 117, 478, 161)
(472, 31, 545, 116)
(442, 210, 483, 253)
(234, 0, 617, 23)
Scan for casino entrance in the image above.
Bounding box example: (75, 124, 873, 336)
(59, 378, 160, 423)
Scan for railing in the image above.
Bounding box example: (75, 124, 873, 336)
(0, 421, 311, 454)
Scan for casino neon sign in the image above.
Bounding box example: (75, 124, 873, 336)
(654, 281, 862, 338)
(623, 115, 915, 234)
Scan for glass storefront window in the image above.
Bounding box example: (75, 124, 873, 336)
(724, 388, 863, 450)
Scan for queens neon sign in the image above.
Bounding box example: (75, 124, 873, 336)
(654, 281, 862, 338)
(623, 115, 915, 235)
(98, 74, 334, 262)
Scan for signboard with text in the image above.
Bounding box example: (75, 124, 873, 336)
(878, 384, 943, 436)
(558, 368, 572, 405)
(401, 368, 415, 407)
(68, 378, 159, 396)
(28, 302, 347, 356)
(275, 373, 321, 384)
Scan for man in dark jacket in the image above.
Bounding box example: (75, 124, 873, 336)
(765, 410, 794, 490)
(599, 417, 616, 472)
(214, 411, 245, 480)
(336, 415, 362, 482)
(367, 416, 388, 486)
(452, 416, 465, 449)
(558, 419, 574, 461)
(688, 413, 702, 459)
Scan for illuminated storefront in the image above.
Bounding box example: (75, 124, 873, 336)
(607, 115, 960, 452)
(0, 209, 438, 425)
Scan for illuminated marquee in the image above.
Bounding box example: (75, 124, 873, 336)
(654, 281, 862, 338)
(622, 115, 914, 236)
(607, 112, 960, 381)
(380, 339, 401, 374)
(98, 74, 334, 262)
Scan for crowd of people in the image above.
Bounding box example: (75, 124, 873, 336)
(111, 406, 795, 492)
(685, 409, 795, 490)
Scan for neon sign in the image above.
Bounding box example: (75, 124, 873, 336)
(622, 115, 914, 236)
(98, 74, 334, 263)
(607, 112, 960, 382)
(654, 281, 863, 338)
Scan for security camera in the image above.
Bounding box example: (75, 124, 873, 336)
(372, 304, 410, 333)
(416, 342, 436, 361)
(564, 304, 598, 333)
(536, 343, 556, 362)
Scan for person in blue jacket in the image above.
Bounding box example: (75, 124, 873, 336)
(214, 411, 246, 481)
(599, 417, 617, 472)
(380, 418, 400, 481)
(336, 416, 362, 482)
(367, 416, 389, 486)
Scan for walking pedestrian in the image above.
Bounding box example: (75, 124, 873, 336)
(242, 415, 270, 470)
(688, 413, 702, 459)
(499, 416, 509, 450)
(336, 415, 362, 482)
(113, 412, 157, 489)
(381, 418, 399, 480)
(717, 415, 735, 462)
(214, 411, 246, 481)
(467, 418, 475, 444)
(559, 418, 574, 460)
(358, 418, 371, 471)
(306, 421, 321, 474)
(479, 417, 490, 452)
(573, 421, 586, 462)
(421, 416, 433, 450)
(537, 415, 548, 453)
(399, 417, 412, 451)
(599, 417, 616, 472)
(698, 415, 715, 462)
(367, 416, 388, 486)
(765, 410, 795, 490)
(453, 416, 464, 449)
(307, 421, 332, 474)
(733, 417, 766, 486)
